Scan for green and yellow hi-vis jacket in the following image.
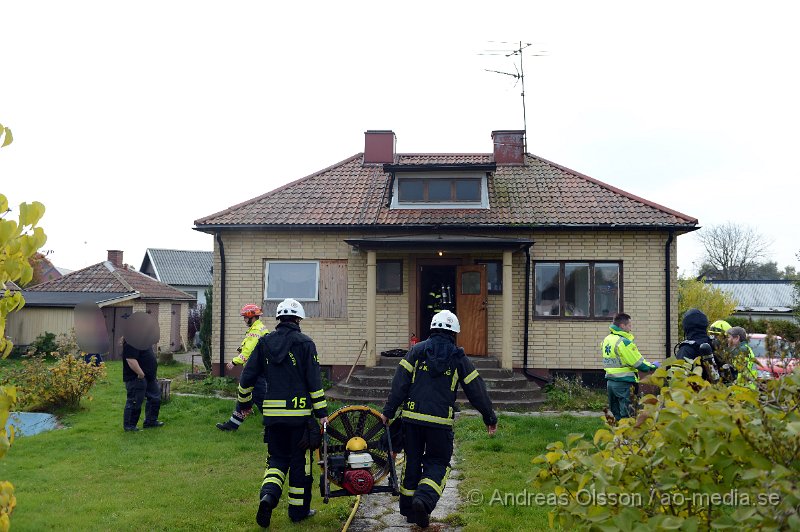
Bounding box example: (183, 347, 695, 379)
(602, 325, 657, 383)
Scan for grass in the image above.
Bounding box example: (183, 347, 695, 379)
(0, 360, 353, 531)
(454, 413, 604, 532)
(1, 359, 605, 531)
(541, 375, 607, 411)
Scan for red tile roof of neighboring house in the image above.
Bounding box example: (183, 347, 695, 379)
(27, 261, 194, 300)
(194, 153, 697, 229)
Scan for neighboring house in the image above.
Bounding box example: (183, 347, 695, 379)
(6, 250, 194, 358)
(705, 280, 799, 323)
(140, 248, 213, 307)
(194, 130, 698, 381)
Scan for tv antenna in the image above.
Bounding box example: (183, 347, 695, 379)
(480, 41, 547, 154)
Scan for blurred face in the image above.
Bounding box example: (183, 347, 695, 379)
(619, 319, 632, 333)
(727, 334, 740, 347)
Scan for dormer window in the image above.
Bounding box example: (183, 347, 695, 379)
(389, 170, 490, 209)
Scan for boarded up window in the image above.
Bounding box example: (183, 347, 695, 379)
(263, 260, 347, 319)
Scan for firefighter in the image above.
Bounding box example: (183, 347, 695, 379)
(708, 319, 732, 350)
(380, 310, 497, 529)
(238, 298, 328, 528)
(602, 313, 659, 420)
(216, 304, 270, 431)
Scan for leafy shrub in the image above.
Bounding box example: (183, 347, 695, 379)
(0, 385, 16, 532)
(678, 278, 738, 337)
(200, 288, 212, 372)
(531, 361, 800, 530)
(28, 332, 57, 357)
(1, 353, 106, 412)
(188, 305, 202, 348)
(727, 317, 800, 342)
(543, 375, 606, 411)
(54, 329, 79, 357)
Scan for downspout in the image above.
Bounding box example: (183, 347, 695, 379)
(215, 232, 227, 378)
(524, 244, 551, 385)
(664, 229, 675, 359)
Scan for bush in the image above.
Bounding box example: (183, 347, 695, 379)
(727, 317, 800, 342)
(54, 329, 78, 357)
(678, 279, 738, 337)
(543, 375, 606, 411)
(0, 385, 17, 531)
(1, 353, 106, 412)
(199, 288, 212, 372)
(28, 332, 57, 357)
(531, 361, 800, 530)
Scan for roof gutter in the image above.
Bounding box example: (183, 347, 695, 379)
(665, 229, 674, 359)
(524, 244, 551, 385)
(194, 223, 699, 234)
(215, 232, 227, 377)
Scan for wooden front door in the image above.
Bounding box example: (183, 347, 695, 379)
(456, 265, 487, 356)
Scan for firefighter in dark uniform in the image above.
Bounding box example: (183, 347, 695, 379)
(238, 298, 328, 528)
(380, 310, 497, 529)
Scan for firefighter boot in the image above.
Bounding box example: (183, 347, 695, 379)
(256, 491, 278, 528)
(412, 498, 430, 528)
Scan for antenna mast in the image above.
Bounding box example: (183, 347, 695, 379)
(481, 41, 545, 154)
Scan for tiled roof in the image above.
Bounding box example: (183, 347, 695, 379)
(142, 249, 212, 286)
(27, 261, 194, 301)
(20, 291, 135, 307)
(195, 153, 697, 229)
(705, 280, 798, 313)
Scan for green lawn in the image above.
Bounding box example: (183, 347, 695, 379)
(1, 360, 604, 531)
(454, 413, 604, 531)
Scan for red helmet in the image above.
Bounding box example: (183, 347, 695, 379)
(240, 304, 263, 318)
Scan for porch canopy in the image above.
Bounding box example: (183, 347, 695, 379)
(344, 234, 533, 252)
(345, 235, 533, 370)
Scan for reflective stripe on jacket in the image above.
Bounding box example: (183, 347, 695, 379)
(602, 325, 654, 383)
(232, 319, 270, 365)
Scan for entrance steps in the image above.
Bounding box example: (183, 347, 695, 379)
(326, 355, 545, 411)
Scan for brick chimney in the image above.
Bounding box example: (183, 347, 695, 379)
(363, 130, 396, 164)
(491, 130, 526, 165)
(107, 250, 124, 268)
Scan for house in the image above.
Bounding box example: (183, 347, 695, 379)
(705, 280, 798, 323)
(6, 250, 195, 358)
(140, 248, 213, 307)
(194, 130, 698, 383)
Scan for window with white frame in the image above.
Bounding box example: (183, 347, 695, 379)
(264, 261, 319, 301)
(390, 171, 489, 209)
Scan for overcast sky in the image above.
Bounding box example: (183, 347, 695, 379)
(2, 1, 798, 276)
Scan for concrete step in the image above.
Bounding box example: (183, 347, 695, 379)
(353, 365, 518, 380)
(377, 355, 501, 369)
(347, 372, 534, 390)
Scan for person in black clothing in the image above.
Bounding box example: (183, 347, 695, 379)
(238, 298, 328, 528)
(675, 308, 714, 361)
(380, 310, 497, 529)
(121, 312, 164, 432)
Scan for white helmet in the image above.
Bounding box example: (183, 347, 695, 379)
(276, 298, 305, 319)
(430, 310, 460, 333)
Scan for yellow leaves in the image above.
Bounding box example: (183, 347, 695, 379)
(18, 202, 45, 229)
(593, 429, 613, 445)
(0, 123, 12, 148)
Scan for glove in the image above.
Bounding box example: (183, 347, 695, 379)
(652, 361, 661, 369)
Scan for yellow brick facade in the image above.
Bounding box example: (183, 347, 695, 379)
(211, 230, 679, 372)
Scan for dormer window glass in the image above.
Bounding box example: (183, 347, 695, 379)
(391, 171, 489, 209)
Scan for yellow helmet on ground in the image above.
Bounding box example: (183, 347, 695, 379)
(346, 436, 368, 452)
